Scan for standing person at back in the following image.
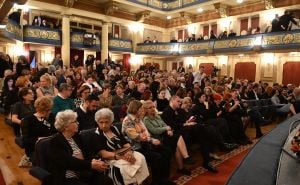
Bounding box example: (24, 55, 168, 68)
(279, 10, 298, 31)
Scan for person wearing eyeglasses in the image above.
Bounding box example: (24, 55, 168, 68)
(48, 110, 113, 185)
(52, 83, 75, 115)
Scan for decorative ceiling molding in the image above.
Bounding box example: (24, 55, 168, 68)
(104, 1, 119, 15)
(214, 3, 229, 18)
(64, 0, 77, 8)
(265, 0, 275, 9)
(179, 12, 194, 25)
(136, 10, 151, 23)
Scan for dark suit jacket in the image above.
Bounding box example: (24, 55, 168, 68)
(47, 133, 92, 185)
(247, 90, 259, 100)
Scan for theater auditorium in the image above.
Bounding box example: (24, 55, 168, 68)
(1, 0, 300, 185)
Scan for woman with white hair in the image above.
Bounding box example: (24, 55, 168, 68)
(91, 108, 149, 185)
(47, 110, 113, 185)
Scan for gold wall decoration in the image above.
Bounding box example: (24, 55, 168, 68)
(23, 27, 60, 41)
(264, 0, 275, 10)
(5, 21, 22, 39)
(109, 39, 132, 49)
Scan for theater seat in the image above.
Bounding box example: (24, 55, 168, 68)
(29, 136, 53, 185)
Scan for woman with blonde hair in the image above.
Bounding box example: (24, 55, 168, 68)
(36, 73, 58, 98)
(122, 100, 175, 185)
(143, 100, 194, 175)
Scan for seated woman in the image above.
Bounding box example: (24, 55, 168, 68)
(12, 88, 35, 137)
(143, 100, 194, 175)
(154, 88, 169, 112)
(20, 96, 56, 167)
(92, 108, 149, 185)
(36, 73, 58, 98)
(48, 110, 113, 185)
(74, 85, 90, 108)
(271, 89, 296, 115)
(122, 100, 175, 185)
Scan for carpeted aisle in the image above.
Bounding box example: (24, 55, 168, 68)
(184, 149, 249, 185)
(0, 170, 6, 185)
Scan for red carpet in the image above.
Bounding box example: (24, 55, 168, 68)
(173, 142, 255, 185)
(0, 170, 5, 185)
(184, 150, 249, 185)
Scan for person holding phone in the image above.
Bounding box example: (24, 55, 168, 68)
(47, 110, 113, 185)
(91, 108, 149, 185)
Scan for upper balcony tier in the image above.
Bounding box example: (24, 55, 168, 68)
(136, 30, 300, 55)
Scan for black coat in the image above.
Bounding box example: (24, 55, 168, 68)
(47, 133, 92, 185)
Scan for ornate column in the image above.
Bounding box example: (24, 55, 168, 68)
(101, 22, 109, 63)
(61, 15, 70, 67)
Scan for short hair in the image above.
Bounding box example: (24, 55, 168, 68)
(95, 108, 114, 124)
(182, 97, 192, 104)
(86, 94, 99, 102)
(18, 87, 32, 101)
(40, 73, 52, 84)
(15, 76, 28, 88)
(115, 84, 124, 90)
(58, 83, 71, 92)
(77, 85, 90, 97)
(34, 96, 53, 112)
(127, 100, 143, 115)
(55, 110, 77, 132)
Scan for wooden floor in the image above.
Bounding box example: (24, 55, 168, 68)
(0, 114, 278, 185)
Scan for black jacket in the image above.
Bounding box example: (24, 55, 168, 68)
(47, 133, 92, 185)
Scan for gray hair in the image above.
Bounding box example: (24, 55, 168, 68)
(95, 108, 114, 124)
(55, 110, 77, 132)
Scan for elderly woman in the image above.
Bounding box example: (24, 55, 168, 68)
(36, 73, 58, 98)
(122, 100, 175, 185)
(91, 108, 149, 185)
(20, 97, 56, 167)
(47, 110, 113, 185)
(143, 100, 194, 175)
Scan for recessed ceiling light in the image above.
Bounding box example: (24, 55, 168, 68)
(237, 0, 244, 3)
(197, 8, 203, 13)
(167, 16, 172, 20)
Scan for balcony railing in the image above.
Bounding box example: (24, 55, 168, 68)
(70, 32, 101, 50)
(108, 37, 133, 53)
(4, 19, 22, 41)
(23, 25, 61, 45)
(136, 29, 300, 55)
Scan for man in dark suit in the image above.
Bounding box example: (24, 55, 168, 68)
(75, 94, 99, 131)
(177, 63, 185, 73)
(279, 10, 298, 31)
(271, 14, 282, 32)
(247, 83, 260, 100)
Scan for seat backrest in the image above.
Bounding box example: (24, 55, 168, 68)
(79, 128, 97, 159)
(34, 136, 54, 168)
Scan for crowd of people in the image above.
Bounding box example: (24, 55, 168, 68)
(1, 51, 300, 185)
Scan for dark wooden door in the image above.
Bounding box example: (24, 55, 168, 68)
(234, 62, 256, 81)
(283, 62, 300, 86)
(251, 17, 259, 30)
(199, 63, 214, 75)
(203, 25, 209, 37)
(240, 18, 248, 33)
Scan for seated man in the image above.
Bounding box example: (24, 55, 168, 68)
(161, 95, 219, 173)
(75, 94, 99, 131)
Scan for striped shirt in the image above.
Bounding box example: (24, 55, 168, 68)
(65, 138, 82, 179)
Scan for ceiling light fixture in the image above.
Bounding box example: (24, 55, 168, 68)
(0, 25, 6, 29)
(237, 0, 244, 3)
(167, 16, 172, 20)
(197, 8, 203, 13)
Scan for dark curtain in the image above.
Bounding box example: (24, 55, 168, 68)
(96, 51, 101, 60)
(123, 54, 131, 72)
